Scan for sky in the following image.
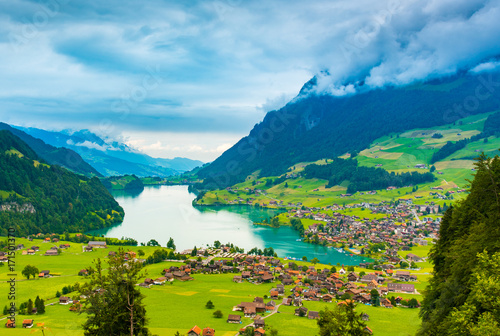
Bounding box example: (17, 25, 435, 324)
(1, 0, 499, 161)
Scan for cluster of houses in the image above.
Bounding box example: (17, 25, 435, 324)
(289, 201, 440, 256)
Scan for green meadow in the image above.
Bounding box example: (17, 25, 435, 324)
(0, 236, 432, 336)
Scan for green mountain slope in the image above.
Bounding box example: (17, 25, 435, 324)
(0, 130, 124, 236)
(0, 122, 101, 177)
(197, 71, 500, 189)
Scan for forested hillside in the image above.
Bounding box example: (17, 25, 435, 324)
(303, 158, 435, 193)
(419, 154, 500, 335)
(197, 71, 500, 189)
(0, 130, 123, 236)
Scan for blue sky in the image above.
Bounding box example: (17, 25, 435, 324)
(1, 0, 499, 161)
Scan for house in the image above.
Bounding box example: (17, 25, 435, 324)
(308, 311, 319, 319)
(254, 317, 265, 329)
(347, 272, 359, 282)
(44, 249, 58, 256)
(227, 314, 241, 324)
(59, 296, 71, 305)
(265, 300, 276, 311)
(380, 298, 393, 308)
(244, 306, 256, 317)
(22, 319, 34, 328)
(364, 327, 373, 335)
(270, 290, 279, 299)
(27, 249, 35, 255)
(294, 307, 308, 316)
(59, 244, 70, 249)
(78, 269, 88, 276)
(39, 270, 50, 278)
(387, 283, 415, 293)
(154, 277, 166, 285)
(395, 271, 411, 281)
(406, 253, 422, 262)
(361, 313, 370, 321)
(322, 294, 334, 302)
(5, 319, 15, 328)
(254, 328, 266, 336)
(88, 241, 107, 248)
(233, 276, 243, 283)
(188, 325, 202, 336)
(202, 327, 215, 336)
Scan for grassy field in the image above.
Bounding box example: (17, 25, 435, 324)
(0, 236, 432, 336)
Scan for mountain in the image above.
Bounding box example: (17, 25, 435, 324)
(0, 130, 124, 236)
(14, 127, 204, 177)
(0, 122, 101, 177)
(197, 70, 500, 189)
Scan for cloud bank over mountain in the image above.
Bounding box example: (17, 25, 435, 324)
(0, 0, 498, 160)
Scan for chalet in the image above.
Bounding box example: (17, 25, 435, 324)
(59, 244, 71, 249)
(395, 271, 411, 281)
(364, 327, 373, 335)
(16, 244, 25, 250)
(78, 269, 88, 276)
(59, 296, 71, 305)
(227, 314, 241, 324)
(88, 241, 107, 248)
(380, 298, 393, 308)
(282, 298, 292, 306)
(244, 306, 256, 318)
(44, 249, 58, 256)
(270, 291, 279, 300)
(22, 319, 34, 328)
(84, 246, 93, 252)
(295, 307, 308, 316)
(39, 270, 50, 278)
(108, 251, 117, 257)
(347, 272, 359, 282)
(254, 317, 265, 328)
(361, 313, 370, 321)
(308, 311, 319, 319)
(254, 328, 266, 336)
(322, 294, 334, 302)
(233, 276, 243, 283)
(265, 300, 276, 311)
(203, 327, 215, 336)
(188, 325, 202, 336)
(406, 253, 422, 262)
(154, 277, 166, 285)
(5, 319, 15, 328)
(387, 283, 415, 293)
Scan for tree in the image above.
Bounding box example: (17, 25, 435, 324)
(3, 305, 8, 315)
(27, 299, 33, 315)
(191, 246, 198, 257)
(242, 327, 254, 336)
(56, 291, 61, 298)
(330, 266, 337, 273)
(302, 256, 308, 262)
(79, 248, 151, 336)
(419, 154, 500, 335)
(317, 303, 370, 336)
(311, 257, 320, 265)
(37, 298, 46, 314)
(22, 265, 39, 280)
(359, 271, 366, 278)
(137, 250, 145, 257)
(167, 237, 176, 250)
(370, 289, 380, 306)
(205, 300, 214, 309)
(213, 310, 223, 318)
(146, 239, 160, 247)
(347, 266, 355, 272)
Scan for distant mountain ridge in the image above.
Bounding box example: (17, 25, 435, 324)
(197, 70, 500, 189)
(0, 122, 101, 177)
(15, 126, 204, 177)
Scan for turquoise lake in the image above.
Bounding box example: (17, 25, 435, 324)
(92, 185, 368, 265)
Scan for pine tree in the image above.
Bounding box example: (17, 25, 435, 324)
(38, 299, 45, 314)
(79, 248, 151, 336)
(27, 299, 33, 315)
